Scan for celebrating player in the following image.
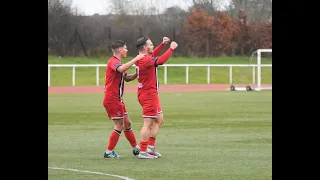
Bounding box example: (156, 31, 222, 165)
(103, 40, 144, 158)
(135, 36, 178, 159)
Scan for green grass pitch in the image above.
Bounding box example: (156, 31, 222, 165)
(48, 91, 272, 180)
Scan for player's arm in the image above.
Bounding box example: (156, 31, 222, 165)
(155, 41, 178, 66)
(153, 43, 164, 57)
(124, 73, 137, 82)
(153, 37, 170, 56)
(116, 54, 145, 73)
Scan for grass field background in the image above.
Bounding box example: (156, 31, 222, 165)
(48, 91, 272, 180)
(48, 55, 272, 86)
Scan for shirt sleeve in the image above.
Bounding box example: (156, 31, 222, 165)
(153, 42, 164, 57)
(144, 56, 158, 68)
(110, 59, 122, 72)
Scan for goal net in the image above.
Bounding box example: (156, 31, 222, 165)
(230, 49, 272, 91)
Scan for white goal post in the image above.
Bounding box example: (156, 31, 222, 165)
(256, 49, 272, 91)
(230, 48, 272, 91)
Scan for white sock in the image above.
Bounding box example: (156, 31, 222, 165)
(148, 145, 154, 149)
(106, 150, 112, 154)
(134, 145, 139, 149)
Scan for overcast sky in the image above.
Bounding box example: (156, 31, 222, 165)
(71, 0, 230, 15)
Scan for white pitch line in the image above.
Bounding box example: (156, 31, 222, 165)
(48, 166, 135, 180)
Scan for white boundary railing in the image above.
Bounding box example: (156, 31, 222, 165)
(48, 64, 272, 87)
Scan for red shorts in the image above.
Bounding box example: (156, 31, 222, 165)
(138, 93, 162, 118)
(103, 100, 128, 120)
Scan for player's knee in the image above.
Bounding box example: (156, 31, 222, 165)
(123, 120, 132, 129)
(144, 124, 152, 131)
(113, 120, 124, 131)
(114, 124, 124, 131)
(157, 114, 164, 125)
(158, 117, 163, 124)
(159, 119, 163, 126)
(143, 118, 154, 130)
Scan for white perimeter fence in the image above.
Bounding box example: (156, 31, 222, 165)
(48, 64, 272, 87)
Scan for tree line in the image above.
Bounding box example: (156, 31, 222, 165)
(48, 0, 272, 57)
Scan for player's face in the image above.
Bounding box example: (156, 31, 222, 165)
(119, 45, 128, 58)
(145, 40, 154, 54)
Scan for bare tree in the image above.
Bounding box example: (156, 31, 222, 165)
(189, 0, 225, 15)
(48, 0, 271, 57)
(106, 0, 132, 15)
(227, 0, 272, 22)
(48, 0, 81, 56)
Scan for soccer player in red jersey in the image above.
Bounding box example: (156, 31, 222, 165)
(134, 36, 178, 159)
(103, 40, 145, 158)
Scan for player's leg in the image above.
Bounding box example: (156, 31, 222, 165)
(148, 97, 163, 157)
(122, 102, 140, 156)
(149, 97, 164, 145)
(137, 96, 159, 159)
(103, 102, 124, 158)
(138, 117, 157, 159)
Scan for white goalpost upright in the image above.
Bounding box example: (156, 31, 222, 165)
(229, 48, 272, 91)
(256, 49, 272, 91)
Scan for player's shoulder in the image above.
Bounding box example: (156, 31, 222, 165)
(142, 55, 154, 61)
(108, 56, 121, 65)
(151, 56, 157, 61)
(107, 56, 114, 63)
(108, 56, 118, 62)
(135, 55, 148, 63)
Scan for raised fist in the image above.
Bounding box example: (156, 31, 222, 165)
(163, 37, 170, 44)
(170, 41, 178, 50)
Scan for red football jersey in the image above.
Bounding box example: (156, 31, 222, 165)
(135, 55, 159, 95)
(104, 56, 126, 102)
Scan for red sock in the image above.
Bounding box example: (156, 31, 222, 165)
(140, 141, 149, 152)
(148, 137, 156, 147)
(107, 129, 121, 151)
(124, 128, 137, 148)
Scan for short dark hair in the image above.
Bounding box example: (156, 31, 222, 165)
(111, 40, 126, 51)
(136, 36, 150, 51)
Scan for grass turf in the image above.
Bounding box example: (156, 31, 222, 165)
(48, 91, 272, 180)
